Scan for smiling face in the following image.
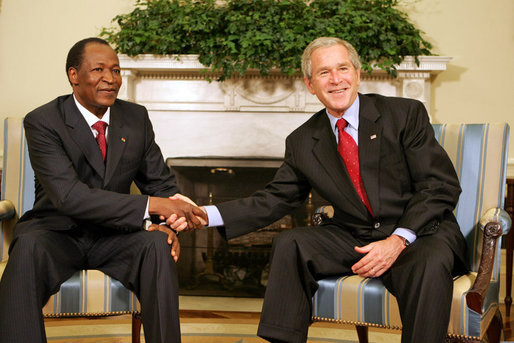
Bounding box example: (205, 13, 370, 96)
(68, 43, 122, 118)
(304, 44, 360, 118)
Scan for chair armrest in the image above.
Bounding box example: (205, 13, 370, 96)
(466, 208, 511, 313)
(312, 212, 329, 226)
(0, 200, 15, 221)
(311, 205, 334, 226)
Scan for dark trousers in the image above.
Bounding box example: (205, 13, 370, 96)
(256, 224, 460, 343)
(0, 226, 180, 343)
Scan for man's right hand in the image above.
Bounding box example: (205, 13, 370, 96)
(149, 196, 207, 230)
(165, 194, 208, 232)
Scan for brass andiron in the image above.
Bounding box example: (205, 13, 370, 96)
(191, 192, 225, 287)
(305, 192, 314, 226)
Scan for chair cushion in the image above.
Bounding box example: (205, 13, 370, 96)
(42, 270, 140, 317)
(0, 264, 139, 317)
(312, 273, 498, 339)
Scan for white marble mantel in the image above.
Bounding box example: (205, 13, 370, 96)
(118, 54, 451, 159)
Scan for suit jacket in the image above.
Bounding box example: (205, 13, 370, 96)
(217, 93, 467, 264)
(15, 94, 179, 236)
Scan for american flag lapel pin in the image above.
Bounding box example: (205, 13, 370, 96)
(370, 134, 377, 140)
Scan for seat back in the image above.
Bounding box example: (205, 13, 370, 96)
(433, 124, 509, 275)
(1, 117, 34, 262)
(433, 123, 509, 321)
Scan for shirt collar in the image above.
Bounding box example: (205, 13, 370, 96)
(73, 94, 111, 128)
(326, 95, 360, 135)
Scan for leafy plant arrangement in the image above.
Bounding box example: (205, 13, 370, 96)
(101, 0, 432, 80)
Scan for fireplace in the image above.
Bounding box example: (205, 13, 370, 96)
(167, 157, 326, 297)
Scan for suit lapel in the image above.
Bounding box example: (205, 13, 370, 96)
(358, 94, 382, 215)
(104, 102, 127, 185)
(62, 96, 106, 177)
(311, 111, 365, 215)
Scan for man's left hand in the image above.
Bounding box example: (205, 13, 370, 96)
(351, 235, 406, 278)
(147, 224, 181, 262)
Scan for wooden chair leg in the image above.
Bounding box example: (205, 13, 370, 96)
(132, 312, 142, 343)
(355, 325, 369, 343)
(485, 310, 503, 343)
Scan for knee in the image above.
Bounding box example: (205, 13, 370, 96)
(271, 228, 311, 255)
(401, 244, 454, 283)
(9, 232, 44, 260)
(141, 231, 175, 264)
(272, 229, 297, 248)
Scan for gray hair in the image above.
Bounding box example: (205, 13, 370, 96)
(301, 37, 361, 80)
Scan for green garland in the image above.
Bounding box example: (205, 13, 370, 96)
(101, 0, 432, 80)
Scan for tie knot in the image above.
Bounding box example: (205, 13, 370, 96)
(336, 118, 348, 131)
(92, 121, 108, 135)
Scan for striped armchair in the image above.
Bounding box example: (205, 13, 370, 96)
(312, 123, 511, 342)
(0, 117, 142, 342)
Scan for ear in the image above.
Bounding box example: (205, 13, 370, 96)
(304, 76, 316, 95)
(68, 67, 79, 86)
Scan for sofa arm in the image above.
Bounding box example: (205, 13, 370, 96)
(466, 208, 511, 313)
(0, 200, 15, 221)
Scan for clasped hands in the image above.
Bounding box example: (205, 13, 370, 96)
(148, 194, 208, 262)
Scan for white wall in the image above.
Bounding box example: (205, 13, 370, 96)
(1, 0, 513, 174)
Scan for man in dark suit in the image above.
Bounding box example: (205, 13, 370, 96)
(172, 37, 468, 343)
(0, 37, 206, 343)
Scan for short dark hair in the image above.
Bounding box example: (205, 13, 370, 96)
(65, 37, 111, 81)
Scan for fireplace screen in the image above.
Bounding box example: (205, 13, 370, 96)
(167, 157, 326, 297)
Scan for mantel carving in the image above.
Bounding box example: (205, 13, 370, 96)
(117, 55, 450, 159)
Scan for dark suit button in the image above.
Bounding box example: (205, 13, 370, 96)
(374, 222, 381, 229)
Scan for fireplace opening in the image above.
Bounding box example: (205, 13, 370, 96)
(167, 157, 328, 297)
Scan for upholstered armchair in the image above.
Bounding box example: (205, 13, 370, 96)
(0, 117, 142, 343)
(311, 123, 511, 342)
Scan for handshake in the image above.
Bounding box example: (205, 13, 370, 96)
(149, 193, 208, 232)
(148, 194, 208, 262)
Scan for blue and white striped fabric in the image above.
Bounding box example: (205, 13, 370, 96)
(313, 123, 510, 340)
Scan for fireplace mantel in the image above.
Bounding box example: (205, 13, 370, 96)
(118, 55, 450, 159)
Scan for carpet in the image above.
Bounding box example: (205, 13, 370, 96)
(44, 297, 401, 342)
(45, 315, 401, 343)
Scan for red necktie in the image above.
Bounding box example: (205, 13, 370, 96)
(336, 118, 373, 215)
(92, 121, 108, 162)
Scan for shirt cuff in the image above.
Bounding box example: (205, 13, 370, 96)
(144, 196, 150, 219)
(392, 228, 417, 244)
(204, 205, 224, 227)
